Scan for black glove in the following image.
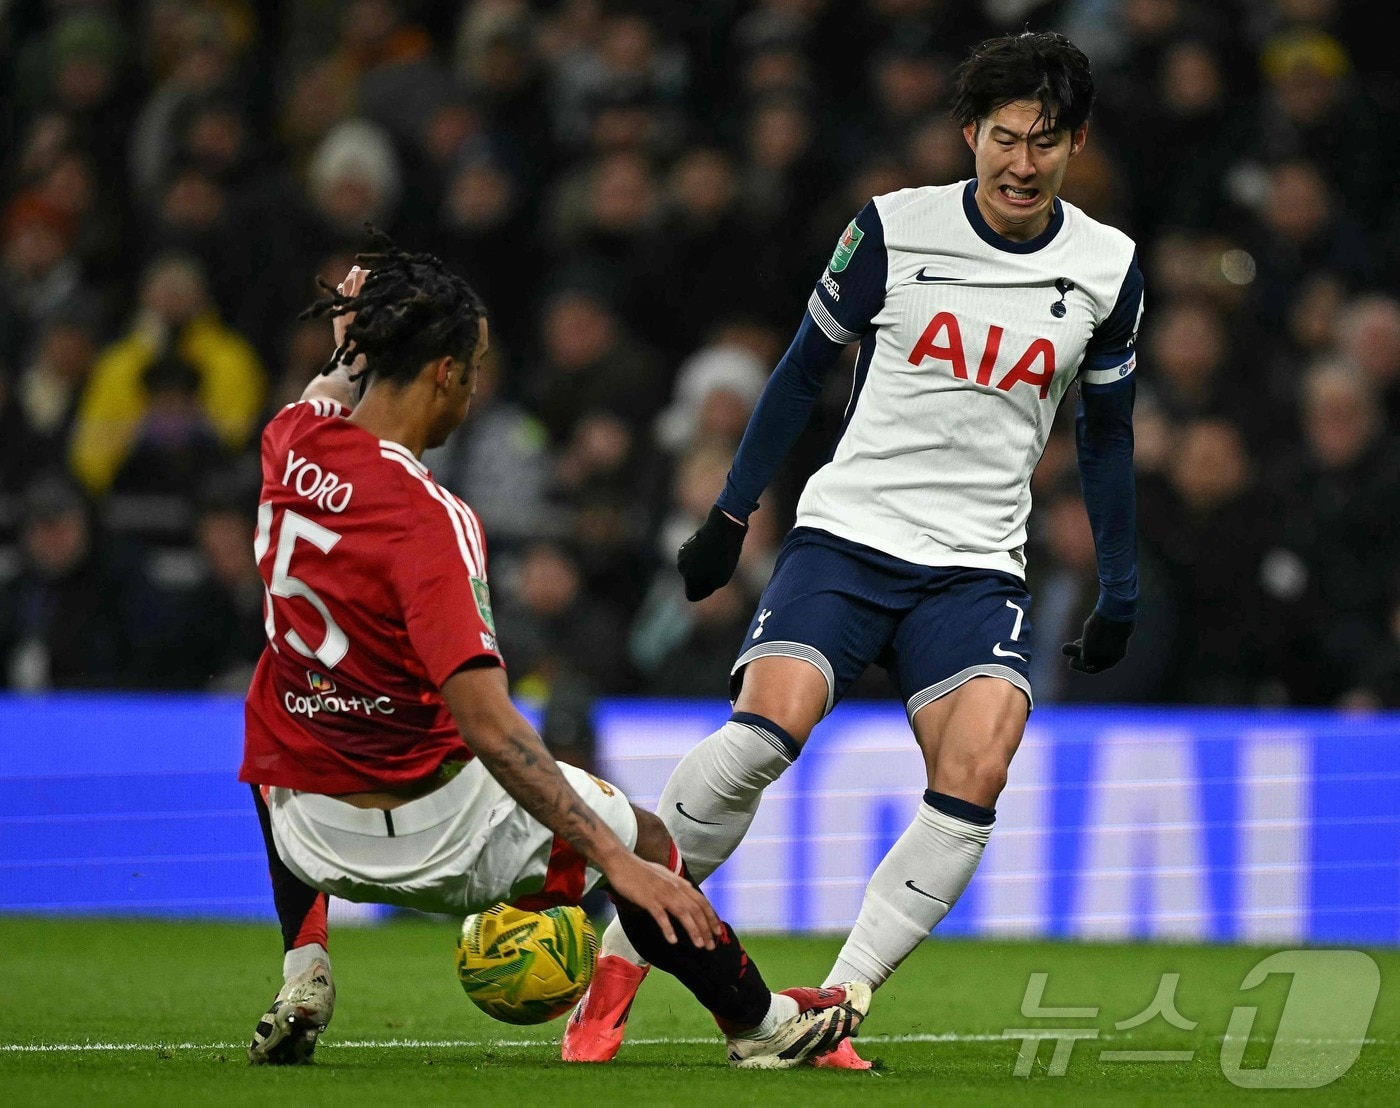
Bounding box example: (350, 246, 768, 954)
(677, 505, 748, 601)
(1062, 612, 1134, 674)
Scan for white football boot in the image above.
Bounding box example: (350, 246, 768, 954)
(247, 961, 336, 1065)
(725, 983, 871, 1070)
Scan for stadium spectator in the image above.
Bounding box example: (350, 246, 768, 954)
(544, 150, 665, 342)
(631, 439, 737, 685)
(555, 408, 659, 615)
(11, 10, 134, 186)
(1334, 293, 1400, 431)
(1341, 575, 1400, 710)
(351, 7, 456, 163)
(632, 455, 781, 698)
(306, 118, 405, 245)
(526, 283, 664, 446)
(1266, 364, 1400, 702)
(548, 12, 687, 153)
(134, 472, 265, 690)
(436, 152, 541, 356)
(649, 147, 768, 358)
(0, 192, 86, 364)
(731, 24, 818, 109)
(323, 0, 435, 101)
(1028, 476, 1178, 704)
(1057, 122, 1132, 231)
(1138, 419, 1281, 702)
(109, 349, 232, 503)
(452, 5, 555, 180)
(273, 59, 355, 177)
(0, 375, 36, 500)
(423, 341, 555, 550)
(146, 165, 238, 318)
(495, 540, 635, 701)
(1243, 29, 1394, 216)
(35, 145, 125, 290)
(232, 117, 405, 361)
(129, 7, 248, 205)
(854, 40, 955, 159)
(738, 92, 833, 311)
(68, 252, 264, 496)
(9, 299, 101, 474)
(1137, 295, 1275, 450)
(264, 316, 337, 415)
(1239, 157, 1381, 335)
(403, 93, 489, 215)
(1255, 271, 1349, 428)
(642, 580, 759, 699)
(0, 471, 148, 689)
(1113, 36, 1238, 235)
(904, 112, 973, 186)
(654, 342, 768, 460)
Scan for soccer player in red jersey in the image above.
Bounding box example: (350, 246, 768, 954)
(240, 238, 870, 1068)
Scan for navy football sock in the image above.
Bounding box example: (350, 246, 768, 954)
(252, 785, 329, 954)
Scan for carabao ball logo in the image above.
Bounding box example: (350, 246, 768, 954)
(828, 220, 864, 273)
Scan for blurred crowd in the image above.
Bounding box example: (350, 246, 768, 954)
(2, 0, 1399, 719)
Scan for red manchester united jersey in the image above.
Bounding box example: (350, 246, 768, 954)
(240, 398, 503, 793)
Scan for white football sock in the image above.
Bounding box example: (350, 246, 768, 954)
(727, 992, 801, 1040)
(598, 916, 646, 963)
(283, 942, 330, 982)
(824, 800, 993, 989)
(659, 715, 796, 882)
(597, 715, 797, 969)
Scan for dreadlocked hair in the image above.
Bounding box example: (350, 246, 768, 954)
(300, 226, 487, 388)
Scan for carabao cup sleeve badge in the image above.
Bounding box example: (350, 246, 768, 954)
(828, 220, 864, 273)
(471, 577, 496, 633)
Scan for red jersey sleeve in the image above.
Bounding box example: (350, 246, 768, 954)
(392, 487, 503, 687)
(260, 399, 349, 475)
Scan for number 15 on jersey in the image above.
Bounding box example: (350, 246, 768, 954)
(255, 503, 350, 668)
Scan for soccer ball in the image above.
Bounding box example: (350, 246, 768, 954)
(455, 903, 598, 1024)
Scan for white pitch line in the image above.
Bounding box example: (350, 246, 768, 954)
(1, 1032, 1383, 1054)
(1, 1033, 1008, 1054)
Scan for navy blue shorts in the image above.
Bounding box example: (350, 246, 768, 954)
(731, 527, 1034, 718)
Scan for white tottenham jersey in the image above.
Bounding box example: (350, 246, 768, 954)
(797, 179, 1143, 578)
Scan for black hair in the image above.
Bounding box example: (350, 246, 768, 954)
(950, 31, 1095, 136)
(300, 226, 487, 388)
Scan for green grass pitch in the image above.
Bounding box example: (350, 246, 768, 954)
(1, 917, 1397, 1106)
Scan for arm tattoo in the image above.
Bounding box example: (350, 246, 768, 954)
(474, 726, 604, 857)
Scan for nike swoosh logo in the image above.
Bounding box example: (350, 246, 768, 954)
(992, 642, 1026, 660)
(914, 268, 960, 283)
(675, 802, 723, 826)
(905, 880, 950, 905)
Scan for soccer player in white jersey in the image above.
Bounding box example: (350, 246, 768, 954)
(241, 239, 869, 1069)
(564, 31, 1142, 1068)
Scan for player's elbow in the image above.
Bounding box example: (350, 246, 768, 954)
(441, 661, 522, 755)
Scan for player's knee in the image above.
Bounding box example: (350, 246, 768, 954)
(731, 658, 826, 745)
(631, 806, 673, 867)
(934, 750, 1009, 806)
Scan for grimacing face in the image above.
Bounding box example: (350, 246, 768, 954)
(964, 99, 1086, 242)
